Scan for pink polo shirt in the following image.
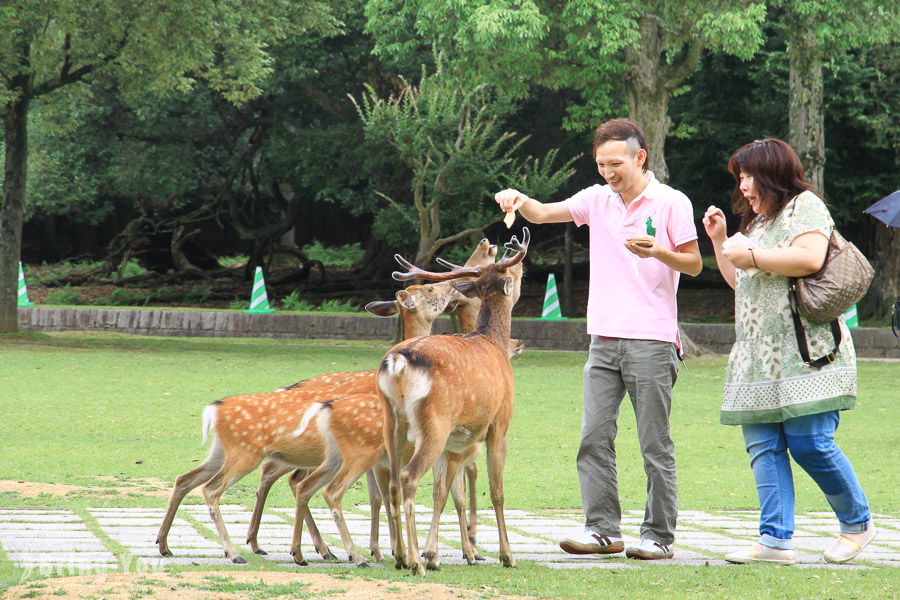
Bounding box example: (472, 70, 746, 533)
(564, 172, 697, 346)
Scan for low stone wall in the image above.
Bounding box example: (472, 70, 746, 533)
(16, 306, 900, 358)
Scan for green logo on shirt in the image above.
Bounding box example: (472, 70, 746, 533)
(646, 217, 656, 237)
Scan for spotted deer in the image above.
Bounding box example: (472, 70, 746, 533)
(157, 241, 501, 566)
(377, 228, 529, 575)
(243, 239, 518, 563)
(282, 241, 530, 568)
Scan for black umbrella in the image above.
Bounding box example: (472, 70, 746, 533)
(863, 190, 900, 228)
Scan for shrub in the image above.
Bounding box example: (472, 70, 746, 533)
(32, 260, 105, 286)
(317, 298, 358, 313)
(229, 297, 250, 310)
(281, 291, 315, 312)
(150, 286, 181, 303)
(99, 288, 150, 306)
(219, 255, 249, 267)
(184, 284, 211, 304)
(117, 259, 152, 279)
(45, 284, 85, 305)
(301, 241, 363, 267)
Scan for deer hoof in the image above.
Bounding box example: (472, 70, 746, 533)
(474, 552, 486, 561)
(357, 562, 370, 569)
(254, 549, 268, 556)
(232, 556, 247, 564)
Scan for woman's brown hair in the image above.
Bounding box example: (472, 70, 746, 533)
(728, 139, 814, 232)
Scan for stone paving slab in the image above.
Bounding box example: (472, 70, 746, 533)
(0, 506, 897, 573)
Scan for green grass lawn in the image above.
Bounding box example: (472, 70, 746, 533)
(0, 331, 897, 599)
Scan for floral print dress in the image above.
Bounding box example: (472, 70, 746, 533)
(721, 191, 857, 425)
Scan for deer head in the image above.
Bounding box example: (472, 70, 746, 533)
(391, 229, 529, 344)
(365, 239, 500, 337)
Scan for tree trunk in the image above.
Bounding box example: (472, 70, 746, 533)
(625, 17, 670, 182)
(787, 28, 825, 195)
(624, 17, 701, 184)
(859, 224, 900, 320)
(0, 93, 31, 333)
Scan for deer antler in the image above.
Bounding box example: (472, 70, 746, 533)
(392, 254, 484, 282)
(435, 257, 464, 270)
(496, 228, 530, 271)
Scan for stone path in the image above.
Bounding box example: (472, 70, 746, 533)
(1, 506, 898, 576)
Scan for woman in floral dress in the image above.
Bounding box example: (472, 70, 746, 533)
(702, 139, 876, 565)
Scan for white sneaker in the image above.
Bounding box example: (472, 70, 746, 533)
(625, 538, 674, 560)
(559, 528, 624, 555)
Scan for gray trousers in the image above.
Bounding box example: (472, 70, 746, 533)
(578, 336, 679, 545)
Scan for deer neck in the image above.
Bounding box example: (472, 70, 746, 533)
(455, 302, 479, 334)
(474, 295, 512, 349)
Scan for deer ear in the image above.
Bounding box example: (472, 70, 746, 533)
(396, 290, 418, 312)
(365, 300, 399, 317)
(500, 276, 514, 296)
(453, 281, 478, 298)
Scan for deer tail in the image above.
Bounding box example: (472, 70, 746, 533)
(201, 401, 221, 445)
(292, 399, 334, 438)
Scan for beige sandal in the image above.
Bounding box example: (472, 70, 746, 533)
(824, 520, 876, 564)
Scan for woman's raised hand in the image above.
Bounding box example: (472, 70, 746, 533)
(703, 206, 728, 244)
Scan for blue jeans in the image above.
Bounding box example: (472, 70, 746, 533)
(742, 411, 870, 550)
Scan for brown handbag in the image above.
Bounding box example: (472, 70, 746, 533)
(789, 229, 874, 367)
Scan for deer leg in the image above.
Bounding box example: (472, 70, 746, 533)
(465, 461, 479, 550)
(485, 430, 516, 569)
(322, 451, 382, 568)
(382, 401, 407, 570)
(288, 468, 337, 561)
(423, 451, 470, 570)
(289, 457, 342, 566)
(373, 463, 395, 557)
(448, 450, 482, 563)
(365, 469, 385, 562)
(401, 425, 451, 576)
(200, 452, 262, 564)
(246, 460, 295, 555)
(157, 439, 224, 557)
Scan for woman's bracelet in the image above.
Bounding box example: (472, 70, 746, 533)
(749, 248, 759, 268)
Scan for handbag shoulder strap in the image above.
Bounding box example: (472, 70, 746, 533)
(789, 287, 842, 367)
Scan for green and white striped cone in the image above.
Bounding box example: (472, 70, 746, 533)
(536, 273, 566, 321)
(17, 262, 34, 307)
(843, 304, 859, 328)
(243, 266, 276, 314)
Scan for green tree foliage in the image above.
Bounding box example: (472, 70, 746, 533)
(364, 0, 547, 97)
(772, 0, 900, 193)
(667, 25, 900, 319)
(353, 70, 575, 265)
(550, 0, 766, 181)
(0, 0, 340, 332)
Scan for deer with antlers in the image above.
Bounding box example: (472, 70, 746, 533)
(283, 243, 531, 568)
(156, 240, 503, 566)
(375, 228, 529, 575)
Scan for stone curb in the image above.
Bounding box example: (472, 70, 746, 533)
(17, 307, 900, 358)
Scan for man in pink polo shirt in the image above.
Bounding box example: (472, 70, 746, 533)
(495, 118, 702, 560)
